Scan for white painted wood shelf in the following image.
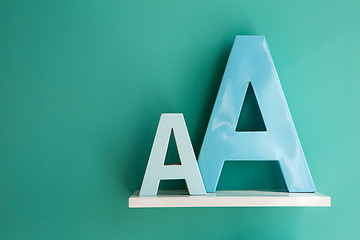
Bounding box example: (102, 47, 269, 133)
(129, 190, 331, 208)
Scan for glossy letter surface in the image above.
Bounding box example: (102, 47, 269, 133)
(198, 36, 316, 193)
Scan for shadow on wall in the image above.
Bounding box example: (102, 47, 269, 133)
(217, 161, 287, 191)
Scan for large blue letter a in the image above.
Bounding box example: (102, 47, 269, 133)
(198, 36, 315, 193)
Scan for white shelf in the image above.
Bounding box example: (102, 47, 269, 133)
(129, 190, 331, 208)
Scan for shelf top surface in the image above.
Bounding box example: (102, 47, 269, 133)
(129, 190, 331, 208)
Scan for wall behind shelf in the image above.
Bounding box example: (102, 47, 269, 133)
(1, 0, 359, 239)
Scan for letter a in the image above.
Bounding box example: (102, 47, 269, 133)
(139, 114, 206, 196)
(198, 36, 316, 193)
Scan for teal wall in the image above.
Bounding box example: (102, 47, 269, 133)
(1, 1, 359, 239)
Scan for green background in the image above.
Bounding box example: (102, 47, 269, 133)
(1, 0, 359, 239)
